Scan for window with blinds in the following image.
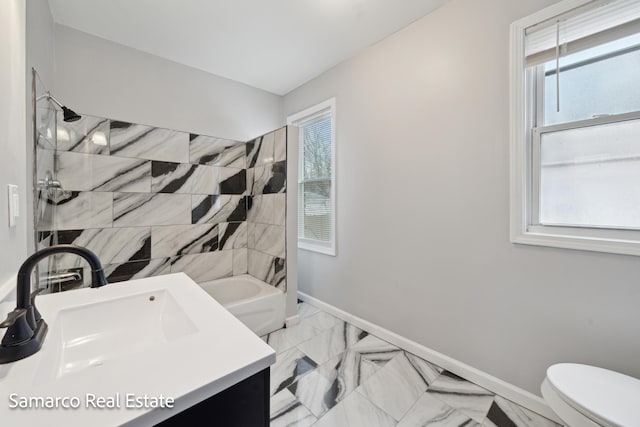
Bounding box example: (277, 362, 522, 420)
(510, 0, 640, 256)
(288, 99, 336, 255)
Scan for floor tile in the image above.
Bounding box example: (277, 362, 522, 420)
(263, 321, 321, 354)
(483, 396, 560, 427)
(357, 351, 443, 421)
(313, 390, 397, 427)
(288, 369, 339, 418)
(296, 323, 368, 365)
(298, 301, 320, 319)
(398, 392, 481, 426)
(269, 389, 317, 427)
(270, 347, 318, 396)
(299, 310, 345, 331)
(426, 371, 495, 423)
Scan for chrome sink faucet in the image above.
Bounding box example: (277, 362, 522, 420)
(0, 244, 108, 364)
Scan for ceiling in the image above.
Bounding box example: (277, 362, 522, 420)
(48, 0, 448, 95)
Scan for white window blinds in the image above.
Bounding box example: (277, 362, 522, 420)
(525, 0, 640, 66)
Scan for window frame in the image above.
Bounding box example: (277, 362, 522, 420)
(287, 98, 337, 256)
(510, 0, 640, 256)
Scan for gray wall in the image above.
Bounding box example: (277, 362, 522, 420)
(283, 0, 640, 395)
(0, 0, 27, 286)
(54, 25, 283, 142)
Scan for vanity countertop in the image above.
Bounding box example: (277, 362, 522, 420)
(0, 273, 276, 426)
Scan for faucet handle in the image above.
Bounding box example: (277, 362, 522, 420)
(0, 309, 34, 347)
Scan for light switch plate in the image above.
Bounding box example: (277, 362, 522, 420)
(7, 184, 18, 227)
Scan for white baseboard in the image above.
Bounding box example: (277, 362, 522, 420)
(285, 314, 300, 328)
(298, 291, 562, 424)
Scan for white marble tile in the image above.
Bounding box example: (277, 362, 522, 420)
(246, 168, 255, 195)
(46, 191, 113, 231)
(313, 390, 397, 427)
(357, 352, 443, 421)
(36, 102, 56, 149)
(288, 370, 338, 418)
(298, 302, 321, 319)
(247, 195, 274, 224)
(53, 227, 150, 268)
(426, 371, 494, 423)
(189, 134, 245, 168)
(170, 250, 233, 282)
(270, 193, 287, 226)
(270, 389, 317, 427)
(110, 121, 189, 163)
(253, 161, 287, 195)
(263, 321, 322, 354)
(113, 193, 191, 227)
(104, 258, 172, 283)
(57, 151, 150, 192)
(270, 346, 318, 396)
(57, 115, 110, 154)
(253, 223, 286, 258)
(247, 249, 276, 284)
(300, 311, 345, 332)
(484, 396, 560, 427)
(274, 127, 287, 162)
(190, 164, 219, 195)
(218, 222, 247, 250)
(219, 167, 246, 195)
(398, 393, 481, 427)
(191, 195, 246, 224)
(297, 323, 367, 365)
(151, 224, 218, 258)
(233, 248, 248, 275)
(151, 162, 195, 194)
(257, 131, 275, 165)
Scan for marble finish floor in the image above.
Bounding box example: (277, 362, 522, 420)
(264, 301, 560, 427)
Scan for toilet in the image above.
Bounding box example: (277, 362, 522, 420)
(541, 363, 640, 426)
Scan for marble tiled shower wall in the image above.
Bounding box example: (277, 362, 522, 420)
(36, 114, 287, 291)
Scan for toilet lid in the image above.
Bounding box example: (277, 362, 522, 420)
(546, 363, 640, 427)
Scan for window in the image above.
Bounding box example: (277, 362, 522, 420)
(510, 0, 640, 256)
(288, 98, 336, 255)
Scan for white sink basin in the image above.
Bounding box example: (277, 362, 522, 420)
(35, 288, 198, 383)
(0, 273, 275, 427)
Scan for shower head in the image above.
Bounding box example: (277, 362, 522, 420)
(43, 92, 82, 122)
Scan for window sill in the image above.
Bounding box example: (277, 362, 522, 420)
(511, 228, 640, 257)
(298, 240, 336, 256)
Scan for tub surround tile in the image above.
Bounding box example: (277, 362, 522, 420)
(397, 393, 480, 427)
(312, 390, 397, 427)
(36, 103, 56, 149)
(114, 193, 191, 227)
(247, 194, 275, 224)
(151, 224, 218, 258)
(246, 168, 255, 195)
(42, 191, 113, 231)
(233, 248, 248, 275)
(253, 223, 286, 258)
(253, 161, 286, 195)
(219, 168, 246, 195)
(57, 116, 110, 154)
(270, 389, 317, 427)
(426, 371, 494, 423)
(247, 249, 276, 285)
(170, 250, 233, 282)
(274, 127, 287, 162)
(104, 258, 172, 283)
(219, 222, 247, 250)
(110, 121, 189, 163)
(357, 351, 443, 421)
(270, 347, 318, 396)
(484, 396, 560, 427)
(273, 257, 286, 291)
(246, 136, 261, 168)
(56, 151, 151, 193)
(51, 227, 151, 268)
(189, 134, 245, 168)
(257, 131, 275, 166)
(191, 195, 246, 224)
(151, 161, 219, 195)
(297, 324, 368, 366)
(270, 194, 286, 226)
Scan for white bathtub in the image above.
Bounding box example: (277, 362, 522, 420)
(198, 274, 285, 336)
